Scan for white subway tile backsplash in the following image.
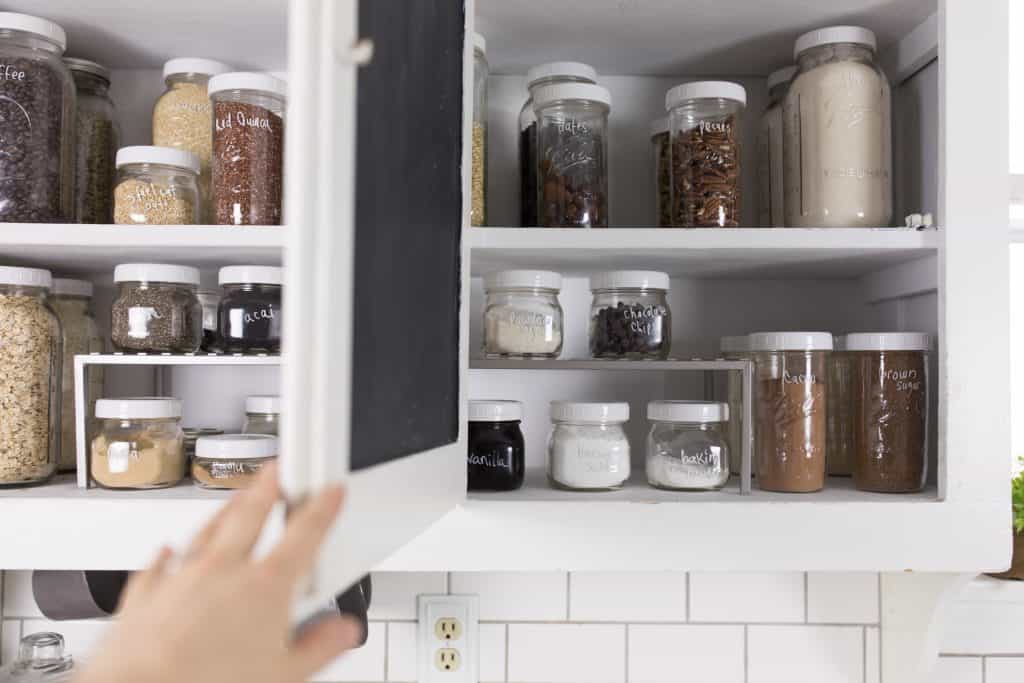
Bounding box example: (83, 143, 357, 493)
(985, 657, 1024, 683)
(628, 624, 744, 683)
(21, 619, 110, 661)
(941, 599, 1024, 654)
(311, 622, 386, 682)
(479, 623, 507, 683)
(569, 572, 686, 623)
(689, 573, 805, 623)
(369, 572, 447, 621)
(450, 572, 567, 621)
(2, 572, 42, 618)
(508, 624, 625, 683)
(2, 619, 21, 665)
(747, 625, 862, 683)
(806, 573, 879, 624)
(865, 626, 880, 683)
(931, 656, 983, 683)
(386, 622, 416, 682)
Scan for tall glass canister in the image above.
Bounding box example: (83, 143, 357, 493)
(471, 32, 488, 226)
(65, 58, 118, 224)
(757, 66, 795, 227)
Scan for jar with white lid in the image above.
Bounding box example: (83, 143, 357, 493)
(0, 632, 76, 682)
(826, 334, 855, 476)
(650, 117, 671, 227)
(209, 72, 286, 225)
(217, 265, 282, 354)
(0, 12, 74, 223)
(534, 83, 611, 227)
(757, 66, 796, 228)
(719, 334, 750, 476)
(468, 400, 525, 492)
(90, 398, 185, 489)
(666, 81, 746, 227)
(65, 58, 119, 224)
(242, 395, 280, 436)
(482, 270, 563, 358)
(547, 401, 630, 491)
(750, 331, 832, 493)
(471, 33, 488, 226)
(0, 266, 60, 486)
(114, 146, 201, 224)
(110, 263, 203, 354)
(589, 271, 671, 359)
(519, 62, 598, 227)
(52, 278, 103, 472)
(192, 433, 278, 489)
(646, 401, 730, 490)
(783, 26, 892, 228)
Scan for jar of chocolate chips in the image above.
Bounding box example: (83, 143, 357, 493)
(533, 83, 611, 228)
(589, 271, 671, 360)
(208, 72, 286, 226)
(110, 263, 203, 354)
(666, 81, 746, 227)
(217, 265, 282, 354)
(0, 12, 75, 223)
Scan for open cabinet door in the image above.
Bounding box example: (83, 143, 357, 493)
(283, 0, 470, 608)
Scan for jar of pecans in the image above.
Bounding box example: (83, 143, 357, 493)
(110, 263, 203, 354)
(666, 81, 746, 227)
(114, 146, 200, 224)
(589, 271, 671, 360)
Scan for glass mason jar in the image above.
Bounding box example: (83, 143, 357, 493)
(192, 433, 277, 490)
(183, 427, 223, 459)
(209, 72, 286, 226)
(518, 62, 597, 227)
(826, 335, 855, 476)
(0, 267, 60, 486)
(757, 66, 795, 228)
(548, 401, 630, 491)
(0, 632, 76, 682)
(90, 398, 185, 489)
(784, 26, 892, 228)
(750, 332, 832, 493)
(589, 270, 671, 359)
(482, 269, 563, 359)
(51, 278, 103, 472)
(720, 335, 751, 476)
(534, 83, 611, 228)
(666, 81, 746, 227)
(646, 401, 730, 490)
(114, 146, 200, 224)
(242, 395, 280, 436)
(468, 400, 525, 492)
(0, 14, 75, 222)
(110, 263, 203, 353)
(471, 33, 488, 226)
(847, 333, 931, 493)
(65, 58, 118, 224)
(153, 58, 232, 223)
(217, 265, 282, 354)
(650, 117, 671, 228)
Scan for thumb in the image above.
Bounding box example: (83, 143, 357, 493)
(290, 616, 364, 679)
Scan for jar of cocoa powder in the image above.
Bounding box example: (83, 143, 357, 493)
(846, 332, 930, 493)
(749, 331, 832, 493)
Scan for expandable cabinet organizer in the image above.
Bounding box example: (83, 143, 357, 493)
(0, 2, 1009, 681)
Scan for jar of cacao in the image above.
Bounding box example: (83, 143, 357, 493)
(589, 271, 671, 360)
(217, 265, 282, 354)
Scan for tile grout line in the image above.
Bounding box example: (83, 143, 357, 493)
(383, 620, 390, 682)
(504, 623, 510, 683)
(863, 625, 867, 683)
(565, 573, 571, 621)
(685, 573, 690, 622)
(982, 655, 987, 683)
(624, 623, 630, 683)
(743, 624, 749, 683)
(877, 573, 883, 683)
(803, 572, 809, 623)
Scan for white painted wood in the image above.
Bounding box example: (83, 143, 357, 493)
(861, 254, 938, 303)
(880, 12, 938, 85)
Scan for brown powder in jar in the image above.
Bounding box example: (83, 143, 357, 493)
(192, 458, 271, 489)
(90, 432, 185, 489)
(757, 375, 826, 492)
(853, 351, 927, 492)
(212, 101, 284, 225)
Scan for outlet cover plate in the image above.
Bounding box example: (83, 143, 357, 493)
(417, 594, 479, 683)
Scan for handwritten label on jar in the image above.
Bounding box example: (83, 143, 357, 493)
(107, 441, 137, 473)
(127, 307, 162, 338)
(468, 452, 510, 469)
(215, 111, 278, 132)
(243, 305, 276, 325)
(883, 368, 921, 393)
(783, 371, 817, 384)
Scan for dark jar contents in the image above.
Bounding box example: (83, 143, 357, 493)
(848, 334, 930, 493)
(589, 271, 671, 359)
(217, 265, 282, 354)
(467, 400, 525, 492)
(110, 263, 203, 354)
(519, 122, 537, 226)
(66, 58, 118, 224)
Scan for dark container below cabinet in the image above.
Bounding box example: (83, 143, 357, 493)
(217, 266, 282, 354)
(467, 401, 525, 492)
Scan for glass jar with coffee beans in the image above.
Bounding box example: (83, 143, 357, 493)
(110, 263, 203, 354)
(589, 271, 671, 360)
(65, 58, 119, 224)
(534, 83, 611, 228)
(114, 146, 200, 224)
(217, 265, 282, 354)
(666, 81, 746, 227)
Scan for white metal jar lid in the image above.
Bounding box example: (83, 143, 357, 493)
(53, 278, 93, 298)
(844, 332, 931, 351)
(95, 397, 183, 420)
(114, 263, 201, 286)
(748, 331, 833, 351)
(469, 400, 522, 422)
(64, 58, 110, 82)
(648, 400, 729, 423)
(794, 25, 877, 57)
(650, 116, 669, 137)
(0, 266, 52, 290)
(196, 433, 278, 459)
(665, 80, 747, 111)
(245, 395, 281, 414)
(116, 145, 201, 175)
(473, 32, 486, 53)
(0, 12, 66, 51)
(208, 71, 287, 99)
(590, 270, 670, 291)
(163, 57, 232, 79)
(532, 83, 612, 110)
(218, 265, 283, 286)
(832, 334, 846, 351)
(483, 269, 562, 291)
(719, 335, 749, 354)
(526, 61, 598, 87)
(550, 401, 629, 424)
(766, 65, 798, 90)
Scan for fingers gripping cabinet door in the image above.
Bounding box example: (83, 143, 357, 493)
(283, 0, 471, 610)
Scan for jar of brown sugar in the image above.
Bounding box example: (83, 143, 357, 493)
(90, 398, 185, 489)
(750, 331, 832, 493)
(192, 433, 277, 490)
(846, 332, 930, 493)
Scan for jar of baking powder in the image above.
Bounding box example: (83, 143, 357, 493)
(547, 401, 630, 491)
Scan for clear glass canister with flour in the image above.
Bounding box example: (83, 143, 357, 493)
(783, 26, 892, 228)
(114, 146, 200, 225)
(90, 398, 185, 489)
(65, 58, 118, 224)
(646, 400, 730, 491)
(547, 401, 630, 491)
(482, 270, 563, 358)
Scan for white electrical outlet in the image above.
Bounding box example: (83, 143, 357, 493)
(417, 594, 479, 683)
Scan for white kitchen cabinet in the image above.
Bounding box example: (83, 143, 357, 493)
(0, 0, 1011, 606)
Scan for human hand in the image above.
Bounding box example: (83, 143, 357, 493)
(74, 465, 361, 683)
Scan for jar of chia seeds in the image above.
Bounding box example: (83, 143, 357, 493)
(589, 271, 671, 359)
(192, 433, 277, 490)
(217, 265, 282, 354)
(111, 263, 203, 354)
(242, 395, 280, 436)
(65, 58, 118, 224)
(114, 146, 201, 225)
